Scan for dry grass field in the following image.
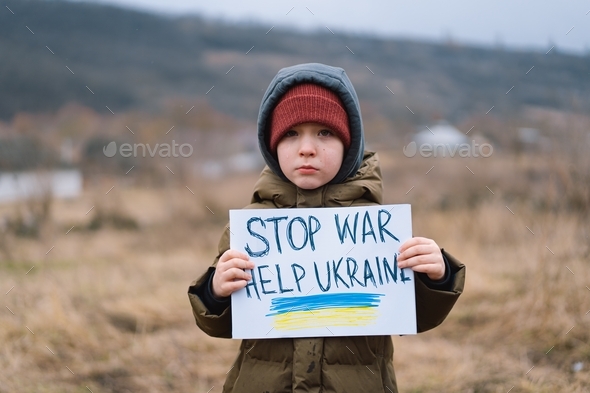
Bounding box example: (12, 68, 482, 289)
(1, 148, 589, 392)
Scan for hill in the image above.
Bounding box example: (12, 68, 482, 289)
(1, 0, 589, 124)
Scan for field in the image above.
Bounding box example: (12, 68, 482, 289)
(1, 148, 589, 392)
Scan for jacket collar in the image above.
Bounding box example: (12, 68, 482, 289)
(250, 151, 383, 209)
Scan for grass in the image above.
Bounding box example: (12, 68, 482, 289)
(1, 149, 589, 392)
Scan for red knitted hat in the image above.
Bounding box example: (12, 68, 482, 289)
(269, 83, 350, 153)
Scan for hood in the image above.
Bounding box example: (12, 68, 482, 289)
(257, 63, 365, 185)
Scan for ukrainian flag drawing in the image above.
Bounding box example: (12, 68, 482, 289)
(266, 293, 384, 331)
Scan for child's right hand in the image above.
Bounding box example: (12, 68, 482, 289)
(211, 249, 255, 298)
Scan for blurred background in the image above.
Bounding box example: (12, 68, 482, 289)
(1, 0, 589, 391)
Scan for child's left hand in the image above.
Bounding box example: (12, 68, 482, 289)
(397, 237, 445, 281)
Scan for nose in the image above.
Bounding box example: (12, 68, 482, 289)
(298, 134, 316, 157)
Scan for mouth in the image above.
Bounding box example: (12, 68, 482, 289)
(297, 165, 318, 174)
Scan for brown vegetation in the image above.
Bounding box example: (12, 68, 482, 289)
(1, 107, 589, 392)
(1, 148, 589, 392)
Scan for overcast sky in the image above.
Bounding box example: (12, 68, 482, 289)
(73, 0, 590, 54)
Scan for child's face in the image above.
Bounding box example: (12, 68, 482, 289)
(276, 122, 344, 190)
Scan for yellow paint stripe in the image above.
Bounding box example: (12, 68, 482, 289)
(272, 307, 379, 331)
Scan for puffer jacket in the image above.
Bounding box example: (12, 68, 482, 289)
(188, 152, 466, 393)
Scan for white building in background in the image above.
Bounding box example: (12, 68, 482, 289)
(0, 169, 83, 204)
(413, 120, 469, 147)
(402, 120, 493, 158)
(0, 138, 83, 204)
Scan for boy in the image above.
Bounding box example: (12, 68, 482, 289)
(189, 63, 465, 393)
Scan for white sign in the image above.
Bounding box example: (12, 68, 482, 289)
(230, 204, 416, 339)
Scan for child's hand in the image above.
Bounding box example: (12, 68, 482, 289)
(398, 237, 445, 281)
(212, 250, 255, 298)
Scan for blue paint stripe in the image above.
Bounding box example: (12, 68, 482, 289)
(267, 293, 384, 315)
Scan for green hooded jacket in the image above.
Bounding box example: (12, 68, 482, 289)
(188, 152, 465, 393)
(189, 63, 465, 392)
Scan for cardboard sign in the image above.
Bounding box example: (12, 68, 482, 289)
(230, 204, 416, 339)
